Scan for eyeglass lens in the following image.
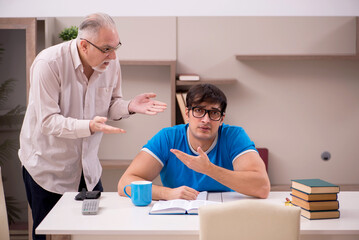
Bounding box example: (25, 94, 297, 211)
(192, 107, 222, 121)
(81, 38, 121, 54)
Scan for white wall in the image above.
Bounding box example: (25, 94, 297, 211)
(2, 15, 359, 223)
(98, 65, 171, 160)
(1, 0, 359, 17)
(37, 16, 359, 186)
(44, 17, 177, 59)
(177, 17, 359, 185)
(101, 16, 359, 188)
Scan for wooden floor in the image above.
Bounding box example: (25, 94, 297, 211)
(9, 222, 28, 240)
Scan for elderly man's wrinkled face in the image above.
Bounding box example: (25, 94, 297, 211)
(82, 27, 121, 72)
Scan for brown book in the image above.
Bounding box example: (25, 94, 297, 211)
(176, 92, 188, 124)
(300, 209, 340, 220)
(182, 92, 187, 105)
(291, 188, 337, 201)
(291, 195, 339, 211)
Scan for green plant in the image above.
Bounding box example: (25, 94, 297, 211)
(0, 43, 24, 225)
(59, 26, 78, 41)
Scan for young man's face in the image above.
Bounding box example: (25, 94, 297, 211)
(186, 102, 225, 144)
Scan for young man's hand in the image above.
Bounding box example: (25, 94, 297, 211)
(163, 186, 199, 200)
(170, 147, 213, 175)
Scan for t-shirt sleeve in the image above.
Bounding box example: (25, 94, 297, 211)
(142, 128, 171, 166)
(225, 126, 257, 163)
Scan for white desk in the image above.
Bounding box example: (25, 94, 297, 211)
(36, 191, 359, 240)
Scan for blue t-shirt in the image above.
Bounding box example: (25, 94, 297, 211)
(142, 123, 257, 192)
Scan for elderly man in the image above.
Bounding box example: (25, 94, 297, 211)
(19, 13, 166, 240)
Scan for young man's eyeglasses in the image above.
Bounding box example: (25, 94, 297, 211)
(80, 38, 122, 54)
(191, 107, 223, 121)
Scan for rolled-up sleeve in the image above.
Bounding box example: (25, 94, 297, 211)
(107, 61, 131, 120)
(31, 60, 91, 139)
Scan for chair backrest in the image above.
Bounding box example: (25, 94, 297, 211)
(257, 148, 268, 172)
(0, 167, 10, 240)
(199, 199, 301, 240)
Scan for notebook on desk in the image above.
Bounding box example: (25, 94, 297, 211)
(149, 191, 221, 215)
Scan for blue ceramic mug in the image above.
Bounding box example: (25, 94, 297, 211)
(124, 181, 152, 206)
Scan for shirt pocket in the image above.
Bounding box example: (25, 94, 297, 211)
(95, 87, 113, 117)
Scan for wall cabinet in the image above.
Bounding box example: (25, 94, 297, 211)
(101, 60, 237, 168)
(176, 78, 237, 90)
(101, 60, 175, 169)
(235, 17, 359, 61)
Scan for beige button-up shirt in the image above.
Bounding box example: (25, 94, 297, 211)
(19, 39, 130, 194)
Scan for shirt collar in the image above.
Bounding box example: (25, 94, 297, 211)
(186, 126, 218, 155)
(70, 39, 83, 71)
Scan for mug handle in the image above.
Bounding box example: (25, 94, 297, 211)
(123, 185, 131, 198)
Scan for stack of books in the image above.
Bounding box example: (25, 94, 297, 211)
(291, 179, 340, 220)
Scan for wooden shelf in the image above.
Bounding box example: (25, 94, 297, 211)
(118, 59, 176, 125)
(236, 17, 359, 61)
(120, 60, 176, 66)
(176, 78, 237, 95)
(100, 159, 132, 170)
(118, 60, 236, 125)
(176, 78, 237, 86)
(176, 79, 237, 93)
(236, 55, 359, 61)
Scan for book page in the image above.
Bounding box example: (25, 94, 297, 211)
(188, 200, 208, 210)
(150, 192, 219, 215)
(196, 191, 208, 201)
(150, 199, 189, 214)
(207, 192, 223, 202)
(187, 200, 221, 214)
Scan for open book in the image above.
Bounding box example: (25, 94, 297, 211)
(149, 191, 221, 215)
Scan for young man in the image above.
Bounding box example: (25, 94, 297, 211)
(118, 84, 270, 200)
(19, 13, 166, 240)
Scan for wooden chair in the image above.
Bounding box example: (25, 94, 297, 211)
(0, 167, 10, 240)
(199, 199, 301, 240)
(257, 148, 268, 172)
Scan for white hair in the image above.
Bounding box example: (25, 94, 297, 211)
(77, 13, 116, 41)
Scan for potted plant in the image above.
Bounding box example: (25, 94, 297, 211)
(59, 26, 78, 41)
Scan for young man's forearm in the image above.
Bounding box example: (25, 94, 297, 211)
(205, 164, 270, 199)
(118, 174, 170, 200)
(118, 174, 146, 196)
